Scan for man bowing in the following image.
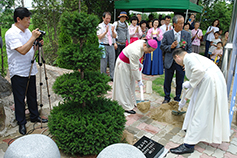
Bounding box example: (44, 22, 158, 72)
(170, 48, 230, 154)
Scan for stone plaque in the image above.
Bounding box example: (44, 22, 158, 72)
(134, 136, 164, 158)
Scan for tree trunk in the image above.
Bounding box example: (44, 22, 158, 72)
(81, 70, 86, 107)
(79, 0, 81, 13)
(45, 9, 53, 43)
(81, 70, 84, 79)
(0, 102, 6, 132)
(0, 28, 3, 74)
(53, 11, 58, 54)
(21, 0, 24, 7)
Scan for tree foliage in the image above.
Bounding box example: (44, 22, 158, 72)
(53, 71, 111, 104)
(196, 0, 233, 32)
(30, 0, 115, 65)
(0, 0, 14, 28)
(84, 0, 114, 20)
(57, 11, 101, 71)
(62, 0, 87, 12)
(32, 0, 63, 65)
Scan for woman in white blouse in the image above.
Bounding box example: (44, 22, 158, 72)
(204, 19, 220, 57)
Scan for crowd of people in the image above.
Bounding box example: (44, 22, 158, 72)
(97, 12, 230, 83)
(97, 12, 174, 82)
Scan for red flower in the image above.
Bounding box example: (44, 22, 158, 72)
(182, 41, 186, 44)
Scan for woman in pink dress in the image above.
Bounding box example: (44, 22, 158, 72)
(126, 16, 142, 46)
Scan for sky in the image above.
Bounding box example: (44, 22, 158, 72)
(24, 0, 33, 8)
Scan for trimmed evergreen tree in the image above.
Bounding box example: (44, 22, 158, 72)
(49, 11, 126, 156)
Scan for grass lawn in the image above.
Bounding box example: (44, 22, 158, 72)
(152, 74, 175, 98)
(0, 27, 9, 76)
(152, 73, 189, 99)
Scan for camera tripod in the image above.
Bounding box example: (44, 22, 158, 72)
(25, 39, 52, 127)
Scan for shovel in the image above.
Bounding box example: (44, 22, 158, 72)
(136, 65, 150, 113)
(171, 88, 189, 116)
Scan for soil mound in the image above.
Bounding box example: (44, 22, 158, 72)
(137, 101, 150, 113)
(150, 101, 185, 128)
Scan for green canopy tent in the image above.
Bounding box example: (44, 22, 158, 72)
(114, 0, 203, 21)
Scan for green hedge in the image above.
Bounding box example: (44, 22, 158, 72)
(53, 71, 111, 104)
(48, 98, 126, 156)
(56, 43, 102, 71)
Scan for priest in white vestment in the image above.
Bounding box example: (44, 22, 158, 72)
(170, 48, 230, 155)
(112, 39, 157, 114)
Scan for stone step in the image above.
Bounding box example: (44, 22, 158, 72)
(0, 149, 5, 158)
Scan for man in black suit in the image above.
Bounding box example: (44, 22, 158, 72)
(160, 15, 192, 104)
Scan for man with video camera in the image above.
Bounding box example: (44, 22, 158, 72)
(5, 7, 48, 135)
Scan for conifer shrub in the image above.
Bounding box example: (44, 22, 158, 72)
(48, 98, 126, 155)
(53, 71, 111, 104)
(48, 11, 126, 156)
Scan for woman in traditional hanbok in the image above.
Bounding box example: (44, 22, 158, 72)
(143, 19, 163, 75)
(126, 16, 142, 46)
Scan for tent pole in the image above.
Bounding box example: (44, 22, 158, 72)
(114, 9, 116, 22)
(185, 9, 189, 22)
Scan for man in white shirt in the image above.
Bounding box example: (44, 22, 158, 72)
(160, 16, 173, 34)
(5, 7, 48, 135)
(97, 12, 117, 81)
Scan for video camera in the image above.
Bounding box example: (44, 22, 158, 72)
(37, 29, 46, 41)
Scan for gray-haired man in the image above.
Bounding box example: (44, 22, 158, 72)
(160, 15, 192, 104)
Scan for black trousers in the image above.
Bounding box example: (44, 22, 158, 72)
(164, 61, 185, 101)
(11, 75, 39, 125)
